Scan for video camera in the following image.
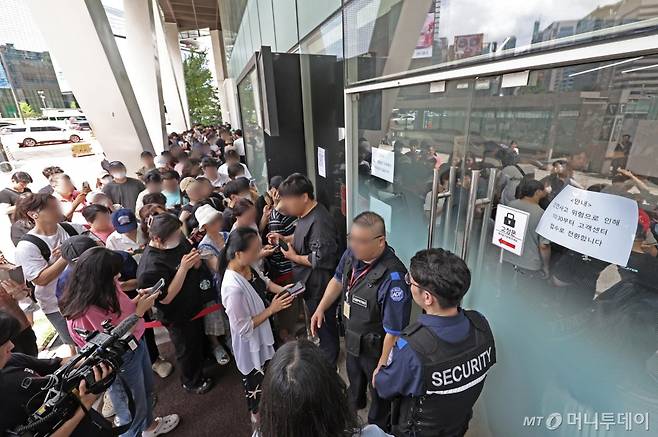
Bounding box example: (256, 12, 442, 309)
(11, 316, 140, 437)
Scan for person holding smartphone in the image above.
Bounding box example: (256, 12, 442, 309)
(219, 227, 295, 428)
(137, 213, 215, 394)
(60, 247, 179, 437)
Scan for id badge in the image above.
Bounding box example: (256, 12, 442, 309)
(343, 301, 351, 319)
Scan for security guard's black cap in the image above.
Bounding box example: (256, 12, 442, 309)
(0, 310, 22, 345)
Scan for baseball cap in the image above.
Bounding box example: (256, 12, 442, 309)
(107, 160, 126, 170)
(61, 235, 98, 262)
(111, 208, 138, 233)
(0, 310, 21, 345)
(195, 204, 222, 228)
(179, 176, 197, 193)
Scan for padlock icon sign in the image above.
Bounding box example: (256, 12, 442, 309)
(503, 212, 516, 227)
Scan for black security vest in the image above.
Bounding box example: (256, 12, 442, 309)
(394, 310, 496, 437)
(341, 249, 407, 358)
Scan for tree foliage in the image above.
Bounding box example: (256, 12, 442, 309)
(183, 50, 221, 125)
(19, 101, 39, 118)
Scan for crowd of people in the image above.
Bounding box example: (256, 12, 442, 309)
(0, 124, 495, 437)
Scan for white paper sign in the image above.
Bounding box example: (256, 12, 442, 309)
(371, 147, 395, 183)
(492, 205, 530, 256)
(317, 147, 326, 178)
(536, 185, 637, 266)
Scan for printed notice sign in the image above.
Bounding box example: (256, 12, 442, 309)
(492, 205, 530, 256)
(317, 147, 326, 178)
(371, 147, 395, 183)
(536, 185, 637, 266)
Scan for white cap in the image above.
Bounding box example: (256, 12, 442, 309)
(195, 204, 222, 228)
(154, 155, 168, 168)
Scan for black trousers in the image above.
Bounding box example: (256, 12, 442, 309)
(167, 318, 205, 386)
(346, 352, 390, 430)
(143, 313, 159, 364)
(12, 327, 38, 356)
(305, 297, 339, 366)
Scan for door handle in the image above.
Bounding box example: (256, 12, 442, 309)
(476, 169, 498, 268)
(460, 169, 497, 261)
(427, 166, 457, 249)
(460, 170, 480, 259)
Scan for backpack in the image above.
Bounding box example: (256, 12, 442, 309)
(19, 222, 79, 261)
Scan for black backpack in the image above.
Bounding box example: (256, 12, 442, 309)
(19, 222, 79, 261)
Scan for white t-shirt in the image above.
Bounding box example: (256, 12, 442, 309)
(233, 137, 245, 156)
(217, 163, 252, 186)
(15, 223, 87, 314)
(105, 231, 141, 262)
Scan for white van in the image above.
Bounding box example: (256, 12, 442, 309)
(0, 123, 82, 147)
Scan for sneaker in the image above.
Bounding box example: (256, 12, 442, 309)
(182, 377, 213, 395)
(152, 359, 173, 378)
(101, 392, 114, 418)
(142, 414, 180, 437)
(213, 345, 231, 366)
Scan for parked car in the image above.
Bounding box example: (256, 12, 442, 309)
(0, 124, 82, 147)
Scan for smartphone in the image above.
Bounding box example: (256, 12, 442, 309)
(287, 282, 305, 296)
(278, 239, 289, 252)
(146, 278, 166, 296)
(0, 266, 24, 284)
(82, 181, 90, 191)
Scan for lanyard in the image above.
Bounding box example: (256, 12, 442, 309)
(347, 262, 374, 291)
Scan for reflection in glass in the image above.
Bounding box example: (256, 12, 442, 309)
(238, 68, 269, 193)
(345, 0, 658, 84)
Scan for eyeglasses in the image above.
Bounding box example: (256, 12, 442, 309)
(346, 234, 384, 245)
(404, 272, 433, 295)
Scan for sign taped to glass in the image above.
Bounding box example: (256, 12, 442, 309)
(536, 185, 637, 266)
(371, 147, 395, 183)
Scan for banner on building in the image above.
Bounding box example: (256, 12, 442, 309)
(454, 34, 483, 60)
(413, 13, 435, 59)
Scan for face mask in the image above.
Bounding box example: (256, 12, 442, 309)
(163, 238, 180, 250)
(111, 171, 126, 179)
(101, 176, 113, 185)
(210, 145, 219, 152)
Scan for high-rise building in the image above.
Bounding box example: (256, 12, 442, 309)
(0, 43, 64, 115)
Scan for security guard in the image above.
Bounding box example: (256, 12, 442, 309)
(375, 248, 496, 437)
(311, 211, 411, 429)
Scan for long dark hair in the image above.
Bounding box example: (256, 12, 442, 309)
(60, 247, 123, 320)
(259, 340, 361, 437)
(218, 227, 259, 273)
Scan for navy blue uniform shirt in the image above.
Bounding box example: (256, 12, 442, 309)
(334, 247, 411, 336)
(375, 309, 472, 399)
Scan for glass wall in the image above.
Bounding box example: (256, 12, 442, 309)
(237, 67, 268, 193)
(344, 0, 658, 84)
(352, 54, 658, 435)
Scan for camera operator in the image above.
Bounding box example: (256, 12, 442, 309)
(0, 310, 112, 436)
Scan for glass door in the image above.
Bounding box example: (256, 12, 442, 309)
(352, 54, 658, 436)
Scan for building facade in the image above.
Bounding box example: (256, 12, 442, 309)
(220, 0, 658, 434)
(0, 44, 64, 116)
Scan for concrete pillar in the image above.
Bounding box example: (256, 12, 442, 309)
(164, 22, 190, 129)
(123, 0, 167, 153)
(154, 9, 189, 134)
(25, 0, 154, 174)
(210, 29, 229, 124)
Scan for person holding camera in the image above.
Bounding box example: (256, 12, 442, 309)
(60, 247, 179, 437)
(0, 310, 112, 436)
(219, 227, 296, 427)
(136, 213, 215, 395)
